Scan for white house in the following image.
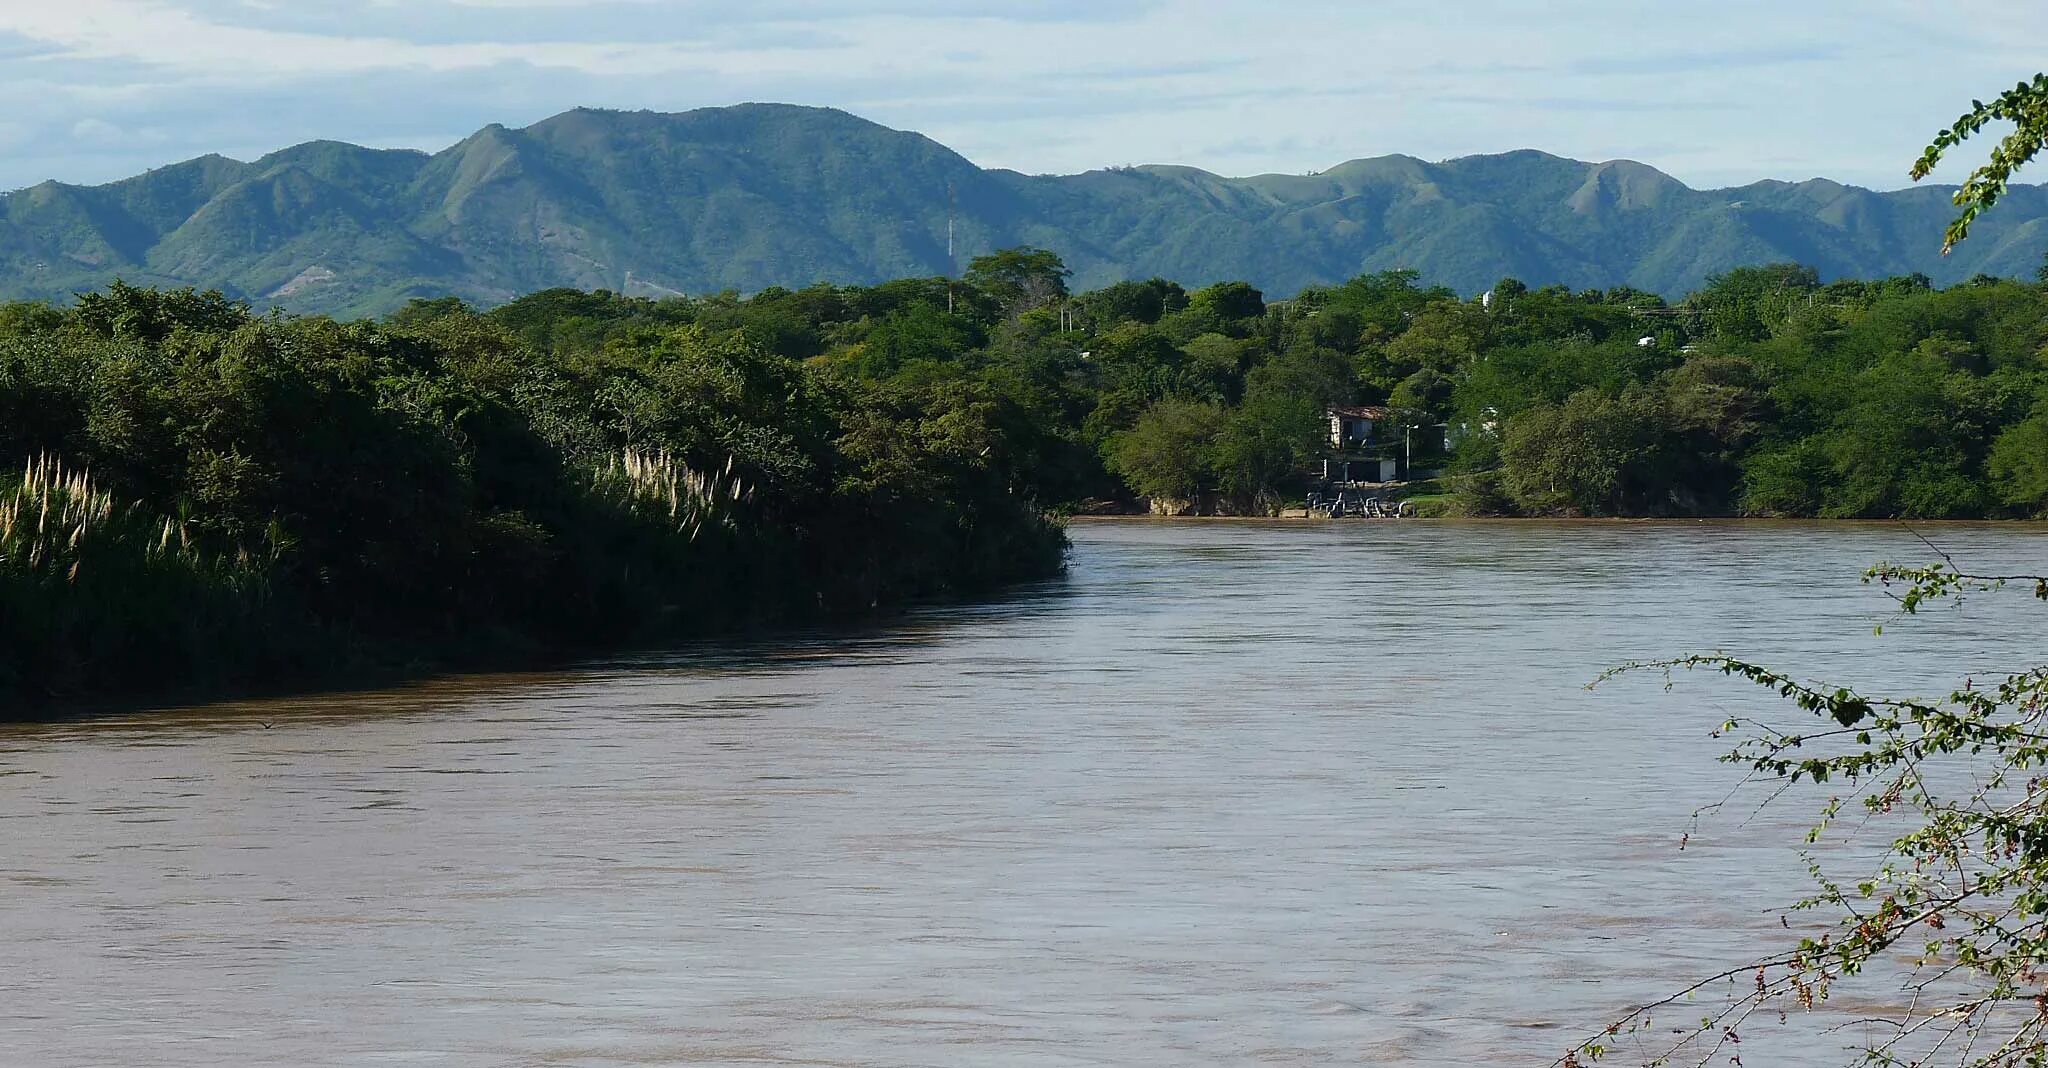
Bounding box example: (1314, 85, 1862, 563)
(1327, 405, 1392, 451)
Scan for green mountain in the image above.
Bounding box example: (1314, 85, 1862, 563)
(4, 103, 2044, 317)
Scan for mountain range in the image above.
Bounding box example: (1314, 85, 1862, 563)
(5, 103, 2047, 318)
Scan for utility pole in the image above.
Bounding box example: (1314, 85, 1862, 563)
(946, 181, 957, 316)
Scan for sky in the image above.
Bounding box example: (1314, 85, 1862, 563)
(0, 0, 2040, 193)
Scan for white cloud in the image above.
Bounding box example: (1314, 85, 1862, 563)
(0, 0, 715, 76)
(0, 0, 2035, 191)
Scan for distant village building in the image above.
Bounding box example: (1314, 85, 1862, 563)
(1321, 455, 1401, 484)
(1327, 405, 1392, 451)
(1322, 405, 1450, 485)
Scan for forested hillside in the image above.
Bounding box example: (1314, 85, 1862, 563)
(7, 104, 2048, 317)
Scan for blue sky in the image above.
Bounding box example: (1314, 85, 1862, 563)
(0, 0, 2039, 192)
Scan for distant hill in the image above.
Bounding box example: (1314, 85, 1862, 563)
(5, 103, 2046, 317)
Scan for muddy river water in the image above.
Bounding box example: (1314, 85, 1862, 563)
(5, 520, 2045, 1066)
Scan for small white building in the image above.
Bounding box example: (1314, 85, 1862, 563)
(1321, 456, 1400, 484)
(1327, 405, 1393, 451)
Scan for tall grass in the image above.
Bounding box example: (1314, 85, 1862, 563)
(591, 448, 749, 540)
(2, 456, 190, 579)
(0, 455, 275, 704)
(555, 448, 773, 635)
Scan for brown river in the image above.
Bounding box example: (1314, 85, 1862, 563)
(5, 520, 2045, 1067)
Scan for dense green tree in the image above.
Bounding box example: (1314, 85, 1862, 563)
(1187, 281, 1266, 322)
(964, 247, 1070, 318)
(1387, 368, 1454, 419)
(72, 281, 251, 342)
(1988, 405, 2048, 513)
(1105, 399, 1223, 505)
(1086, 322, 1190, 405)
(1375, 301, 1479, 380)
(1686, 264, 1821, 342)
(843, 302, 981, 378)
(1498, 389, 1668, 516)
(1181, 333, 1251, 403)
(1214, 388, 1322, 515)
(1078, 278, 1187, 327)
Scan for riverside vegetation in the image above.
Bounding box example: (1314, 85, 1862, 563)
(461, 249, 2048, 521)
(9, 249, 2048, 708)
(0, 282, 1065, 709)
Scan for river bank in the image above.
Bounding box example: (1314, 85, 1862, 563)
(1, 516, 1068, 724)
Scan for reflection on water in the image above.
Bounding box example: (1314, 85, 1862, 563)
(4, 520, 2046, 1067)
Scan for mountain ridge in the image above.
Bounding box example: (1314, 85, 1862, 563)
(3, 102, 2043, 317)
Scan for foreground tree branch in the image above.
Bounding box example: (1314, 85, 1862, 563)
(1912, 74, 2048, 253)
(1566, 556, 2048, 1068)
